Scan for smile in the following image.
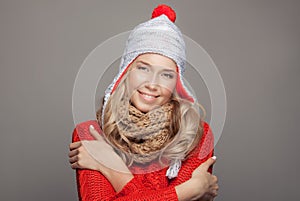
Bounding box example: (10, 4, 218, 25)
(138, 90, 159, 101)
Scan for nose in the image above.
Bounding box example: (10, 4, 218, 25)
(145, 82, 158, 91)
(145, 74, 159, 91)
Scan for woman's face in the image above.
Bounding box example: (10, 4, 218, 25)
(128, 53, 177, 113)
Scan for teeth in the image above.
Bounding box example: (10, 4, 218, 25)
(139, 91, 157, 99)
(144, 94, 155, 98)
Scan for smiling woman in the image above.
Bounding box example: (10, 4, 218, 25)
(69, 4, 218, 201)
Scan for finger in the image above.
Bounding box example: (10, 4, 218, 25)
(202, 194, 214, 201)
(212, 175, 218, 183)
(214, 184, 219, 191)
(69, 155, 78, 164)
(200, 156, 217, 171)
(68, 149, 79, 157)
(211, 189, 218, 197)
(69, 141, 81, 150)
(71, 162, 80, 169)
(89, 125, 103, 141)
(209, 184, 219, 197)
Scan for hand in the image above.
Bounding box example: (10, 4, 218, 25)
(69, 140, 100, 170)
(190, 156, 219, 199)
(69, 125, 134, 192)
(69, 125, 131, 174)
(175, 157, 219, 201)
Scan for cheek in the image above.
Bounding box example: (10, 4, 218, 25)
(160, 80, 177, 95)
(161, 82, 176, 98)
(161, 88, 173, 98)
(128, 72, 143, 92)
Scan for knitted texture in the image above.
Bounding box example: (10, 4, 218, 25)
(116, 100, 174, 164)
(151, 4, 176, 22)
(72, 120, 214, 201)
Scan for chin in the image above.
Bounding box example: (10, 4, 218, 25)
(131, 94, 162, 113)
(134, 104, 153, 113)
(133, 101, 164, 113)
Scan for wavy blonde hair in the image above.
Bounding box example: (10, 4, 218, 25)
(96, 70, 206, 166)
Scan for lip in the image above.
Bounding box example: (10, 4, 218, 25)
(137, 90, 159, 102)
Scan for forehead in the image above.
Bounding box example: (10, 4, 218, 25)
(134, 53, 177, 70)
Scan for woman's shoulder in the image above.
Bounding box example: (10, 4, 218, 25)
(199, 121, 214, 159)
(200, 121, 213, 141)
(72, 120, 102, 142)
(191, 121, 214, 160)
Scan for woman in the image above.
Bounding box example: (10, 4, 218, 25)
(69, 4, 219, 201)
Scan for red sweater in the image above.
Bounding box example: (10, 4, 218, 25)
(72, 120, 214, 201)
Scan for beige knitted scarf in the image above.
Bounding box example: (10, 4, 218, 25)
(116, 100, 174, 164)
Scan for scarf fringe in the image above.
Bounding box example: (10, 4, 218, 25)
(166, 159, 182, 179)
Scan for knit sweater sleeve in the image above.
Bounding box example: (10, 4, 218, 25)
(72, 120, 179, 201)
(169, 121, 215, 186)
(72, 122, 115, 201)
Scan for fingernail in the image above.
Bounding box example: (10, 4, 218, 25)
(212, 156, 217, 160)
(89, 125, 94, 130)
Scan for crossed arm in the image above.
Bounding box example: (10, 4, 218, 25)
(69, 120, 218, 201)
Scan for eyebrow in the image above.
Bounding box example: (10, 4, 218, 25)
(136, 60, 151, 66)
(136, 60, 176, 72)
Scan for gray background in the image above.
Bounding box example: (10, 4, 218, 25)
(1, 0, 299, 200)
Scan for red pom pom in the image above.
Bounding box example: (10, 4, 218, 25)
(151, 4, 176, 22)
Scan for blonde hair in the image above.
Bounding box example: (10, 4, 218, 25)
(96, 70, 206, 166)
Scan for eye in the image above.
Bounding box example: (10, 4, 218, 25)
(137, 66, 150, 72)
(161, 72, 175, 79)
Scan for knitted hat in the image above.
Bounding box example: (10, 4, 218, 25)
(102, 4, 195, 121)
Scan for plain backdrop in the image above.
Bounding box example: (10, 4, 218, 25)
(1, 0, 299, 200)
